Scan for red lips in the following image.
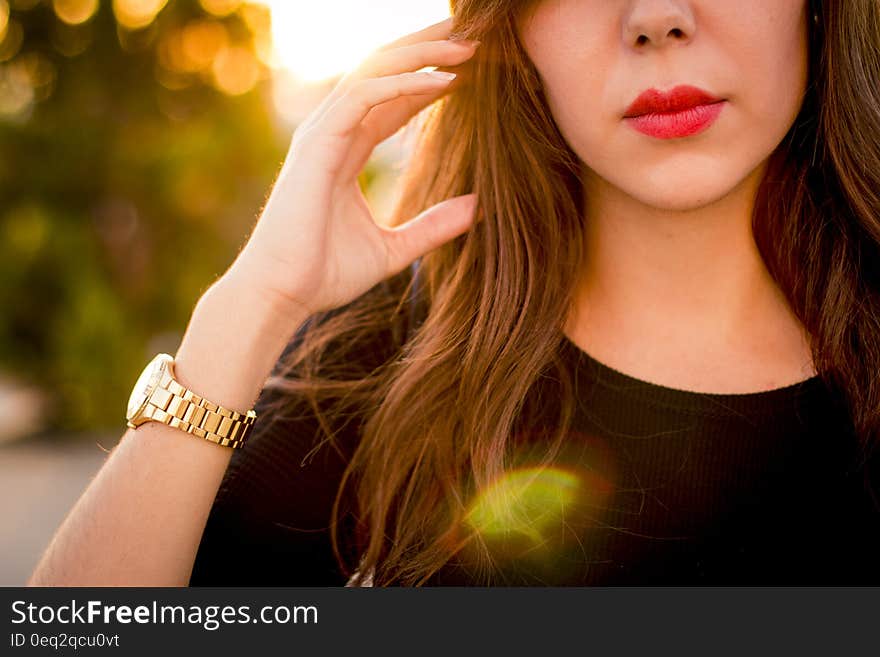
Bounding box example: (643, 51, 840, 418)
(624, 85, 723, 118)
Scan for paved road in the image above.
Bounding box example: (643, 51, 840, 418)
(0, 434, 118, 586)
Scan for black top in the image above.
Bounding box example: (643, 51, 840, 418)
(189, 271, 880, 586)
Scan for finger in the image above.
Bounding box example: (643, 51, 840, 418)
(308, 15, 462, 129)
(288, 19, 464, 172)
(375, 16, 455, 53)
(356, 38, 479, 81)
(341, 60, 475, 180)
(381, 194, 479, 275)
(340, 80, 463, 181)
(318, 70, 459, 139)
(321, 35, 475, 116)
(360, 56, 473, 136)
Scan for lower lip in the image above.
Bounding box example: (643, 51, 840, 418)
(625, 101, 726, 139)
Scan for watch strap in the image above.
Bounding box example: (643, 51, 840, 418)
(138, 363, 257, 449)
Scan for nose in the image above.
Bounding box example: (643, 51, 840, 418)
(623, 0, 696, 49)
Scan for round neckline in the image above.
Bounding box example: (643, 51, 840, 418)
(560, 333, 827, 417)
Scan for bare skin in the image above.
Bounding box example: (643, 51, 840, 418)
(27, 17, 480, 586)
(567, 159, 816, 394)
(520, 0, 816, 393)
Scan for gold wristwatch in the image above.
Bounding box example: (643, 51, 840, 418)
(125, 353, 257, 449)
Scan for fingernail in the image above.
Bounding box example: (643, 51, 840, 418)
(452, 39, 481, 49)
(426, 70, 457, 81)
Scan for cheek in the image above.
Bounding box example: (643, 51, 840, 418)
(731, 10, 809, 131)
(524, 44, 614, 160)
(538, 60, 623, 179)
(518, 1, 614, 140)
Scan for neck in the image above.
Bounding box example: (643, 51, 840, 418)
(565, 162, 816, 393)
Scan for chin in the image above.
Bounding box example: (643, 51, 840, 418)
(622, 178, 740, 213)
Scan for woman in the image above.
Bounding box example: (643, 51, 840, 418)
(30, 1, 880, 587)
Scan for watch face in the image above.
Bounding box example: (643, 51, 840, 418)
(126, 355, 168, 420)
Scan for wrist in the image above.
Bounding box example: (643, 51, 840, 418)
(212, 270, 313, 327)
(223, 257, 318, 322)
(172, 276, 310, 414)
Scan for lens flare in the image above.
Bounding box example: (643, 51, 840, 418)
(460, 430, 619, 582)
(466, 467, 581, 545)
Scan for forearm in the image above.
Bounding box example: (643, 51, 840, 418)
(27, 275, 310, 586)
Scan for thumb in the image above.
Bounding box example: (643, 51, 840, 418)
(382, 193, 479, 274)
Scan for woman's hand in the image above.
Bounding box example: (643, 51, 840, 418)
(226, 16, 480, 319)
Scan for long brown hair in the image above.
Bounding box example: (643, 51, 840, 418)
(260, 0, 880, 585)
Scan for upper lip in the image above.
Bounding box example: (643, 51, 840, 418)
(623, 85, 723, 118)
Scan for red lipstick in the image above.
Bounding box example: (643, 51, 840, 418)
(623, 85, 726, 139)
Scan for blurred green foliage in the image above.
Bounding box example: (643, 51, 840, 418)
(0, 0, 297, 434)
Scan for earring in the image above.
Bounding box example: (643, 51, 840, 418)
(813, 11, 819, 25)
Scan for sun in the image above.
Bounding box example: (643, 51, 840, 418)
(258, 0, 452, 83)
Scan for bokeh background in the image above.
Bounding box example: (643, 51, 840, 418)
(0, 0, 450, 584)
